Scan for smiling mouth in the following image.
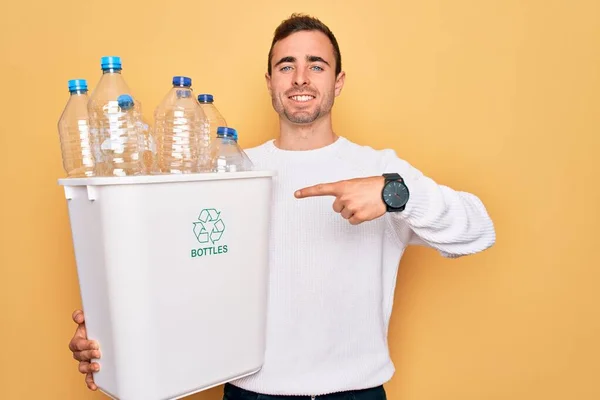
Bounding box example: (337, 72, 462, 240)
(289, 95, 315, 102)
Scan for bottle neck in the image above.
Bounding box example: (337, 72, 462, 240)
(69, 90, 88, 95)
(175, 87, 193, 99)
(102, 68, 122, 74)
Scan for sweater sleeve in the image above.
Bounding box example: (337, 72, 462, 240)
(382, 150, 496, 258)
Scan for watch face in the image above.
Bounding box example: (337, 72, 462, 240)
(383, 180, 409, 208)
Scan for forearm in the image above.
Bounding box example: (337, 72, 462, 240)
(390, 174, 496, 257)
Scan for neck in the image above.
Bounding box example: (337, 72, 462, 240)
(274, 114, 338, 151)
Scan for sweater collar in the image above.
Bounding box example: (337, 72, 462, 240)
(265, 136, 347, 160)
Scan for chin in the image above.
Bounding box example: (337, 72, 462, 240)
(284, 110, 321, 125)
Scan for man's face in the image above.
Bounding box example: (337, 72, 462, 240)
(266, 30, 345, 125)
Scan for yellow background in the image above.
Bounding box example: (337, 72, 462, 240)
(1, 0, 598, 399)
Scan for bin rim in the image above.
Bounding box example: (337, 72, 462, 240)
(58, 170, 277, 187)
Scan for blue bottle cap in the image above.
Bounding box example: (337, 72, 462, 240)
(117, 94, 134, 110)
(197, 94, 214, 103)
(172, 76, 192, 87)
(68, 79, 88, 92)
(217, 126, 237, 140)
(101, 56, 122, 70)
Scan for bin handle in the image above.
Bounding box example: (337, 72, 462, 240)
(63, 186, 74, 200)
(86, 186, 97, 201)
(62, 186, 97, 202)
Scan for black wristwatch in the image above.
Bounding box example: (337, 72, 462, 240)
(382, 173, 410, 212)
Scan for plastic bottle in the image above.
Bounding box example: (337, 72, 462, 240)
(230, 128, 254, 171)
(138, 115, 157, 174)
(88, 56, 145, 176)
(98, 94, 146, 176)
(197, 94, 227, 139)
(153, 76, 208, 174)
(57, 79, 96, 177)
(211, 127, 254, 172)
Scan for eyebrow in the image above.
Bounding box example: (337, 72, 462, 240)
(274, 56, 296, 67)
(307, 55, 330, 66)
(274, 55, 331, 67)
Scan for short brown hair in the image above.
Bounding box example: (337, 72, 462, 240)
(267, 13, 342, 76)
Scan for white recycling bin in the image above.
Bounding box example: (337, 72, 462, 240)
(58, 170, 275, 400)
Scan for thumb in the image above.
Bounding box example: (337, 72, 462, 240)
(72, 309, 85, 325)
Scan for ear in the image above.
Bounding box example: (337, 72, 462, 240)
(334, 71, 346, 97)
(265, 72, 272, 95)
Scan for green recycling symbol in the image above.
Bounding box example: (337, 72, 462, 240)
(193, 208, 225, 244)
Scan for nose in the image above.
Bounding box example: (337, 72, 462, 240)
(293, 68, 309, 87)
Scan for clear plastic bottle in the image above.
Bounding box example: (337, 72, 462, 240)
(230, 128, 254, 171)
(88, 56, 145, 176)
(153, 76, 208, 174)
(197, 94, 227, 139)
(211, 127, 254, 172)
(57, 79, 96, 177)
(138, 115, 157, 174)
(98, 94, 146, 176)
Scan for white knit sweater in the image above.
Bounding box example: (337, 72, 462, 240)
(231, 137, 495, 396)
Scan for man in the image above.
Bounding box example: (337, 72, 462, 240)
(69, 13, 495, 400)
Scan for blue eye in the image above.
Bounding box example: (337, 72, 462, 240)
(311, 66, 324, 71)
(280, 66, 292, 72)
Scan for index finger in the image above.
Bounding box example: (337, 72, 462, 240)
(295, 182, 341, 198)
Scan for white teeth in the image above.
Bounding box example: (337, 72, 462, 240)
(291, 95, 314, 102)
